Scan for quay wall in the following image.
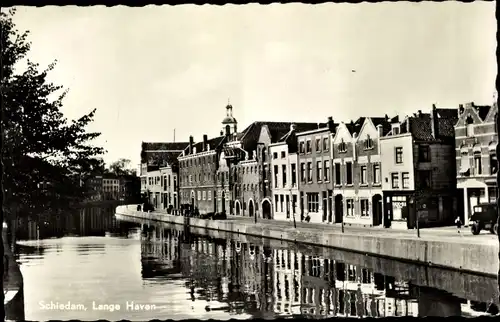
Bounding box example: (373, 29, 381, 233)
(116, 207, 498, 276)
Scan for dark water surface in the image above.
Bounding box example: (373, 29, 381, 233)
(13, 207, 500, 321)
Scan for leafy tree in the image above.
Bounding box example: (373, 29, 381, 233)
(1, 9, 105, 219)
(108, 158, 137, 176)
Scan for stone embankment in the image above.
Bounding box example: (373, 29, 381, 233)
(116, 205, 499, 276)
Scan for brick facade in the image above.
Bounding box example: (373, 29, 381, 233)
(297, 119, 335, 224)
(455, 101, 498, 225)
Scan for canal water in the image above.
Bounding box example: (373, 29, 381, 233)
(12, 206, 500, 321)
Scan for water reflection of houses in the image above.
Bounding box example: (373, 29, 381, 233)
(284, 250, 420, 318)
(273, 248, 303, 315)
(140, 227, 182, 278)
(15, 206, 122, 240)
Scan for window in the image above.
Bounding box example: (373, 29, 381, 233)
(466, 116, 474, 137)
(360, 199, 369, 217)
(292, 195, 297, 215)
(274, 165, 279, 188)
(291, 163, 297, 186)
(364, 135, 373, 150)
(197, 191, 201, 200)
(273, 152, 278, 159)
(339, 139, 347, 153)
(324, 160, 330, 181)
(281, 151, 286, 159)
(282, 165, 287, 187)
(360, 166, 367, 184)
(323, 137, 329, 151)
(316, 138, 321, 152)
(402, 172, 410, 189)
(490, 152, 498, 175)
(474, 152, 482, 175)
(335, 163, 341, 185)
(346, 162, 353, 185)
(392, 125, 400, 135)
(306, 140, 312, 153)
(300, 163, 306, 182)
(346, 199, 354, 217)
(202, 191, 206, 200)
(208, 191, 212, 201)
(373, 164, 381, 184)
(419, 170, 432, 189)
(299, 141, 305, 154)
(317, 161, 323, 182)
(307, 162, 312, 182)
(418, 145, 430, 162)
(391, 173, 399, 189)
(307, 193, 319, 213)
(395, 147, 403, 164)
(280, 195, 284, 213)
(275, 195, 279, 212)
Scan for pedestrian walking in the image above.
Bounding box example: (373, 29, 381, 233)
(455, 216, 462, 234)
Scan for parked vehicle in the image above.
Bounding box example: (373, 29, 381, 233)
(470, 203, 498, 235)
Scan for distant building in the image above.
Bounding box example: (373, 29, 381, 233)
(85, 175, 103, 201)
(103, 174, 120, 200)
(119, 175, 141, 203)
(140, 141, 188, 208)
(454, 99, 498, 226)
(380, 106, 459, 229)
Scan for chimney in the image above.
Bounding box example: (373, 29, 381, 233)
(431, 104, 438, 139)
(220, 130, 224, 136)
(459, 104, 464, 115)
(406, 119, 410, 133)
(417, 110, 422, 117)
(327, 117, 335, 133)
(385, 114, 389, 121)
(290, 123, 297, 132)
(189, 136, 194, 154)
(203, 134, 208, 151)
(376, 124, 383, 137)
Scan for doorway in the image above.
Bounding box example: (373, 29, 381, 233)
(334, 194, 343, 223)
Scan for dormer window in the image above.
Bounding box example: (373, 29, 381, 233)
(392, 124, 400, 135)
(338, 139, 347, 153)
(364, 135, 373, 150)
(466, 116, 474, 137)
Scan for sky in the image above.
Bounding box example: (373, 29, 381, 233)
(7, 3, 497, 169)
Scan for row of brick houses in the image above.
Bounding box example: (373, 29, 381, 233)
(140, 95, 497, 229)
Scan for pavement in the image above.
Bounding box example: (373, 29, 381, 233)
(220, 214, 498, 244)
(134, 209, 498, 246)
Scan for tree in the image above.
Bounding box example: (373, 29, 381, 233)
(108, 158, 137, 176)
(1, 9, 105, 219)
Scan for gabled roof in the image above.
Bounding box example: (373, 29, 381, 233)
(238, 121, 325, 152)
(181, 135, 227, 157)
(345, 117, 364, 136)
(399, 108, 458, 141)
(141, 142, 189, 151)
(140, 141, 189, 165)
(279, 123, 330, 142)
(474, 105, 492, 121)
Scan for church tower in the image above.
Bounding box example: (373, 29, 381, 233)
(221, 101, 238, 136)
